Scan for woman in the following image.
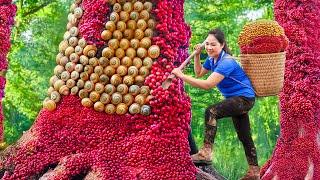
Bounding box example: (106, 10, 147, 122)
(172, 28, 260, 180)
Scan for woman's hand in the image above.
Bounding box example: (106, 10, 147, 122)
(171, 68, 184, 79)
(194, 43, 203, 56)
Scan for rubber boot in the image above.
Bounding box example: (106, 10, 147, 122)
(191, 143, 212, 165)
(240, 165, 260, 180)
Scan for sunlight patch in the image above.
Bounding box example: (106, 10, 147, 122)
(317, 132, 320, 149)
(262, 164, 274, 179)
(245, 9, 264, 20)
(272, 175, 279, 180)
(298, 127, 306, 138)
(304, 158, 314, 180)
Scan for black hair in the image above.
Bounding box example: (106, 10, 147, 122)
(208, 28, 232, 55)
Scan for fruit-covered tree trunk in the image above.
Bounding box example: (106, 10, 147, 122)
(261, 1, 320, 179)
(0, 0, 16, 143)
(0, 0, 201, 179)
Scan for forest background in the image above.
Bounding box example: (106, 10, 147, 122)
(3, 0, 278, 179)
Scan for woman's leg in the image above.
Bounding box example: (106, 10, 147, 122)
(188, 130, 198, 155)
(231, 98, 260, 180)
(192, 96, 254, 164)
(204, 96, 255, 145)
(231, 113, 258, 166)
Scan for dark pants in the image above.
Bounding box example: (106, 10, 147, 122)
(204, 96, 258, 166)
(188, 131, 198, 155)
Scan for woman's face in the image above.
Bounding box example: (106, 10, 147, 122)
(205, 34, 224, 59)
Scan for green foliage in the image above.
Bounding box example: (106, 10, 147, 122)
(185, 0, 273, 55)
(3, 101, 32, 144)
(4, 0, 70, 143)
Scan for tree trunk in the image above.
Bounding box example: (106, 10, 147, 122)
(0, 0, 16, 143)
(261, 1, 320, 179)
(0, 0, 214, 179)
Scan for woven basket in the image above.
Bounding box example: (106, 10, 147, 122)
(240, 52, 286, 97)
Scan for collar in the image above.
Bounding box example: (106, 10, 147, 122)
(209, 50, 226, 65)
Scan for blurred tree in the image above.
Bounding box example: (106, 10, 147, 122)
(4, 0, 70, 143)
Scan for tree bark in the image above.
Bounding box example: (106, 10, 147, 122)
(261, 0, 320, 179)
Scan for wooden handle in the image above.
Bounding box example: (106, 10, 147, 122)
(177, 42, 205, 70)
(161, 42, 205, 89)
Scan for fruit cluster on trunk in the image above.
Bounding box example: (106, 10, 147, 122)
(261, 1, 320, 179)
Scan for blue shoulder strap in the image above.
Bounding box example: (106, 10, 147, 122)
(222, 55, 257, 95)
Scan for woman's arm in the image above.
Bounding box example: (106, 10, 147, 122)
(194, 54, 209, 78)
(172, 68, 224, 90)
(193, 44, 208, 78)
